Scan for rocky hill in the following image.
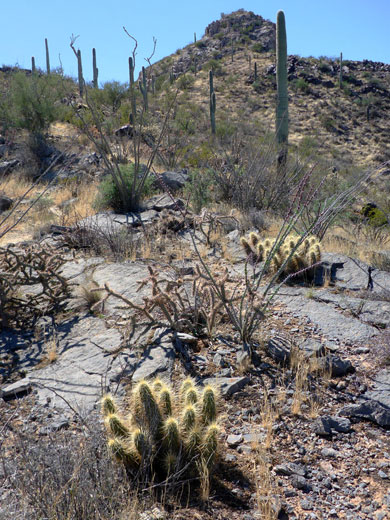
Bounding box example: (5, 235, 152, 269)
(148, 9, 390, 169)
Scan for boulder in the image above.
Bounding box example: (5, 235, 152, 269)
(0, 195, 13, 212)
(152, 170, 189, 193)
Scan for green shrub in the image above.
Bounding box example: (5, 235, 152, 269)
(294, 77, 310, 93)
(4, 71, 69, 135)
(94, 163, 155, 212)
(185, 169, 216, 212)
(195, 40, 207, 49)
(204, 59, 223, 76)
(251, 42, 264, 53)
(88, 81, 127, 113)
(177, 74, 195, 90)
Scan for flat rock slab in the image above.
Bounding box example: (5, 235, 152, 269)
(275, 292, 378, 344)
(322, 253, 390, 297)
(4, 316, 136, 416)
(92, 262, 150, 314)
(132, 344, 175, 382)
(202, 376, 250, 396)
(365, 370, 390, 408)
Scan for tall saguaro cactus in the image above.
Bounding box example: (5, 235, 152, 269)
(139, 66, 148, 112)
(45, 38, 50, 75)
(92, 48, 98, 88)
(209, 69, 216, 135)
(276, 10, 288, 169)
(77, 49, 84, 97)
(128, 57, 137, 122)
(339, 52, 343, 88)
(31, 57, 36, 74)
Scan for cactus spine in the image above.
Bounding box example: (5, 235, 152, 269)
(77, 49, 84, 97)
(102, 378, 219, 482)
(209, 69, 216, 135)
(31, 57, 36, 74)
(45, 38, 50, 75)
(276, 10, 288, 168)
(92, 48, 98, 88)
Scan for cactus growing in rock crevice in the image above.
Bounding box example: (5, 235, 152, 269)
(101, 378, 219, 483)
(240, 232, 321, 278)
(276, 10, 288, 169)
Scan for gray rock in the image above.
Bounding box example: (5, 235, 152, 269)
(313, 415, 352, 436)
(274, 462, 307, 477)
(313, 354, 354, 377)
(365, 370, 390, 408)
(291, 475, 311, 491)
(321, 448, 339, 458)
(25, 315, 127, 415)
(0, 159, 18, 175)
(378, 470, 389, 479)
(299, 338, 325, 359)
(1, 379, 32, 399)
(340, 397, 390, 428)
(0, 195, 13, 212)
(202, 376, 250, 396)
(152, 170, 189, 192)
(92, 262, 150, 314)
(226, 434, 243, 447)
(142, 193, 185, 212)
(132, 330, 175, 382)
(267, 335, 291, 364)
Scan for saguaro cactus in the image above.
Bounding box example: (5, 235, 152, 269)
(128, 57, 137, 121)
(45, 38, 50, 75)
(254, 61, 258, 82)
(77, 49, 84, 97)
(209, 69, 216, 135)
(31, 57, 36, 74)
(276, 10, 288, 168)
(92, 48, 98, 88)
(339, 52, 343, 88)
(139, 66, 148, 111)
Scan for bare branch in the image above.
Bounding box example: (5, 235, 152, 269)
(123, 27, 138, 65)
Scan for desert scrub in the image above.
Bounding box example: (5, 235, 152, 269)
(240, 232, 321, 278)
(102, 377, 219, 487)
(94, 163, 155, 212)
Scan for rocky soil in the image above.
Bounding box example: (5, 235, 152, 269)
(1, 199, 390, 520)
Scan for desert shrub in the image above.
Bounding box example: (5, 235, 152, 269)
(4, 423, 140, 520)
(4, 72, 70, 135)
(195, 40, 207, 49)
(251, 42, 264, 53)
(88, 81, 128, 113)
(94, 163, 155, 212)
(177, 74, 195, 90)
(185, 169, 216, 212)
(361, 203, 389, 227)
(320, 115, 337, 132)
(319, 61, 332, 73)
(204, 59, 223, 76)
(294, 77, 310, 93)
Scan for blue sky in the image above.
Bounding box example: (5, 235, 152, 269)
(2, 1, 389, 84)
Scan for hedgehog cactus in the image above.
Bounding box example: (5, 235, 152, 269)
(240, 232, 321, 278)
(102, 378, 219, 482)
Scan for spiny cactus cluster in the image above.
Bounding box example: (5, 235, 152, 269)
(240, 232, 321, 276)
(101, 377, 219, 482)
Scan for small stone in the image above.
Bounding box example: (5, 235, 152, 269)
(301, 499, 314, 510)
(291, 475, 311, 491)
(321, 448, 339, 458)
(1, 378, 32, 399)
(226, 434, 243, 447)
(225, 453, 237, 463)
(378, 470, 388, 479)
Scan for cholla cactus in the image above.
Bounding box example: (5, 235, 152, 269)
(240, 232, 321, 278)
(101, 378, 219, 483)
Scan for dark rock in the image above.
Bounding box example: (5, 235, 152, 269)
(314, 354, 354, 377)
(0, 159, 19, 175)
(267, 335, 292, 364)
(0, 195, 13, 212)
(274, 462, 307, 477)
(340, 398, 390, 428)
(291, 475, 311, 491)
(313, 415, 352, 436)
(202, 376, 250, 396)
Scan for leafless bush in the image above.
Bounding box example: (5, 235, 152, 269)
(1, 423, 143, 520)
(59, 217, 139, 261)
(0, 242, 71, 328)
